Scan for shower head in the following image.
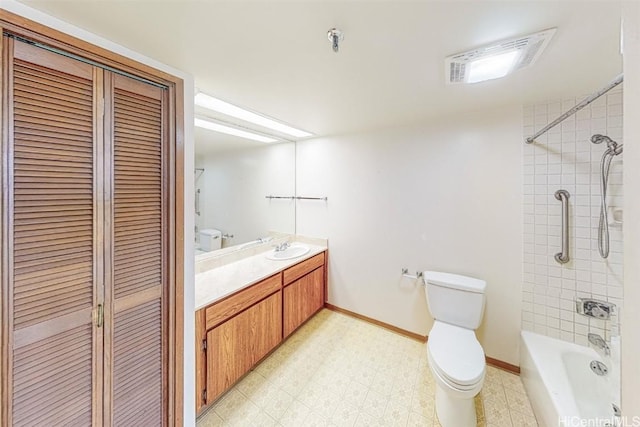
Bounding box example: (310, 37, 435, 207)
(591, 134, 614, 145)
(591, 134, 622, 155)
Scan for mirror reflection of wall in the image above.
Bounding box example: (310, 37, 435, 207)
(194, 127, 295, 255)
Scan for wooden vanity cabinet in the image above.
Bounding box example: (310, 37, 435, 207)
(196, 251, 327, 415)
(206, 291, 282, 403)
(196, 273, 283, 411)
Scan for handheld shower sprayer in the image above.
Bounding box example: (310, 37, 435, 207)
(591, 134, 623, 155)
(591, 134, 623, 258)
(590, 134, 613, 144)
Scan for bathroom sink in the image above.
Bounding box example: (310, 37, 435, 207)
(266, 244, 310, 260)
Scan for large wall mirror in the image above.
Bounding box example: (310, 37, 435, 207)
(194, 127, 296, 257)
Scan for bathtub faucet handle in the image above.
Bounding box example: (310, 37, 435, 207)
(576, 298, 615, 320)
(588, 333, 610, 357)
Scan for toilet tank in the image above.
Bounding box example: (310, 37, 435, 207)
(424, 271, 487, 330)
(199, 229, 222, 252)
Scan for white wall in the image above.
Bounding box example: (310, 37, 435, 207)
(195, 143, 295, 247)
(296, 107, 523, 365)
(622, 2, 640, 418)
(0, 2, 197, 424)
(521, 88, 624, 346)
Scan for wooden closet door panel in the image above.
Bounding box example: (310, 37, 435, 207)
(108, 72, 167, 426)
(7, 39, 100, 426)
(112, 300, 163, 426)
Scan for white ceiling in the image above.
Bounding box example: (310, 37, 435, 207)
(20, 0, 623, 148)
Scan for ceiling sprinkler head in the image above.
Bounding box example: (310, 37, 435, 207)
(327, 28, 344, 53)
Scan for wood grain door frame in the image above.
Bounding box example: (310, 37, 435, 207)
(0, 30, 14, 426)
(0, 10, 185, 426)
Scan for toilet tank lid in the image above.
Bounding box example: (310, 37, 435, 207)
(423, 271, 486, 293)
(200, 228, 222, 236)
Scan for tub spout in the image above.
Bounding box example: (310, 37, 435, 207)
(588, 333, 610, 357)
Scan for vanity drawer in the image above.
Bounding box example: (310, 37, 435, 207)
(206, 273, 282, 330)
(283, 252, 325, 286)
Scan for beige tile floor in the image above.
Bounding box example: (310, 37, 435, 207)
(197, 309, 538, 427)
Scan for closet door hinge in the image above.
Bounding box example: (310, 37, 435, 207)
(202, 339, 207, 351)
(202, 389, 207, 404)
(96, 304, 104, 327)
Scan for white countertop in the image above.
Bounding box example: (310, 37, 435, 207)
(194, 243, 327, 310)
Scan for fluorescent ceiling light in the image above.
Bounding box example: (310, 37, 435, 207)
(195, 92, 313, 138)
(467, 50, 520, 83)
(194, 118, 277, 143)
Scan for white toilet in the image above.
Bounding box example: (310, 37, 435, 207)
(423, 271, 487, 427)
(199, 228, 222, 252)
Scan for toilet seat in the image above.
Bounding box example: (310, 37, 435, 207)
(427, 321, 485, 389)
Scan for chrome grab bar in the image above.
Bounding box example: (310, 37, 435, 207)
(554, 189, 570, 264)
(195, 189, 201, 216)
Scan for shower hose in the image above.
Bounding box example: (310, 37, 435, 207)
(597, 149, 616, 259)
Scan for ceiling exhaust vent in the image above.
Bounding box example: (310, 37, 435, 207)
(445, 28, 556, 84)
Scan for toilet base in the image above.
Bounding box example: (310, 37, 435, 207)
(435, 384, 477, 427)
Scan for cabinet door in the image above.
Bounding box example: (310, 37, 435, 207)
(2, 30, 179, 427)
(206, 291, 282, 403)
(206, 308, 251, 403)
(283, 267, 324, 337)
(195, 309, 207, 415)
(249, 291, 282, 365)
(4, 38, 101, 426)
(106, 73, 168, 425)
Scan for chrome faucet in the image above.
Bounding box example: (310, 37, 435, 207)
(588, 333, 610, 357)
(274, 242, 290, 252)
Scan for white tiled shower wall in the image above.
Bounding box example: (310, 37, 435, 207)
(522, 87, 624, 346)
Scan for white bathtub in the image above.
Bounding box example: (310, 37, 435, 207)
(520, 331, 620, 427)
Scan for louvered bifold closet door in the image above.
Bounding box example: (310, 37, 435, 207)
(5, 39, 102, 425)
(105, 73, 168, 426)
